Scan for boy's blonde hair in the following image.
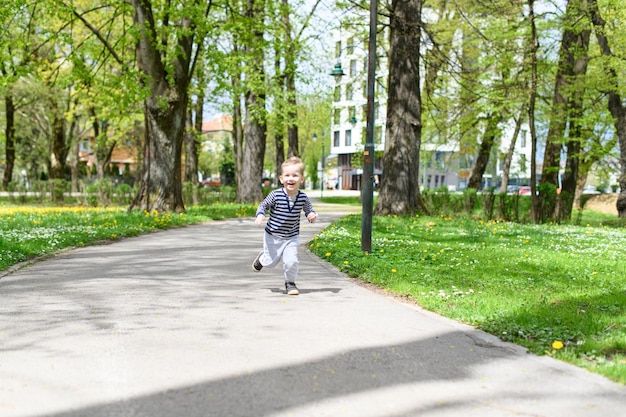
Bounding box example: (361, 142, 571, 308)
(281, 156, 305, 175)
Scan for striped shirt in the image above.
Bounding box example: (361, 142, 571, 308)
(256, 189, 316, 239)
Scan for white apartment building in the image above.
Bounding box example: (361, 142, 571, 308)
(330, 31, 387, 190)
(330, 29, 534, 192)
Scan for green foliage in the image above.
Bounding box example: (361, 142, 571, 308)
(310, 213, 626, 384)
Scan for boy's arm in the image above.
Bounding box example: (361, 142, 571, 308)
(303, 196, 317, 223)
(255, 192, 274, 224)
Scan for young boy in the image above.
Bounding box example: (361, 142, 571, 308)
(252, 156, 318, 295)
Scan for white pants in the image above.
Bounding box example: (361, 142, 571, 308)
(260, 232, 299, 283)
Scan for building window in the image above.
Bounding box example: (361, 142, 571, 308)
(375, 126, 383, 144)
(350, 60, 357, 77)
(335, 41, 341, 58)
(520, 130, 527, 148)
(345, 130, 352, 146)
(333, 108, 341, 125)
(376, 77, 385, 94)
(333, 131, 340, 147)
(334, 85, 341, 102)
(346, 83, 353, 101)
(519, 154, 528, 173)
(347, 37, 354, 54)
(348, 106, 356, 123)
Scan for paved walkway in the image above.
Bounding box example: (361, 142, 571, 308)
(0, 198, 624, 417)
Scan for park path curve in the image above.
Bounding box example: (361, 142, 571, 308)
(0, 197, 624, 417)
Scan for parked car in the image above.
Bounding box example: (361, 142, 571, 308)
(518, 186, 532, 195)
(200, 179, 221, 188)
(581, 185, 600, 195)
(506, 185, 521, 195)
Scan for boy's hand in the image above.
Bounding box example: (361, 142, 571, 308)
(307, 212, 318, 223)
(255, 214, 265, 225)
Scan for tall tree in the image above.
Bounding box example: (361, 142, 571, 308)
(527, 0, 540, 222)
(539, 0, 590, 219)
(588, 0, 626, 217)
(127, 0, 210, 212)
(554, 21, 590, 221)
(375, 0, 425, 215)
(0, 0, 35, 190)
(59, 0, 210, 212)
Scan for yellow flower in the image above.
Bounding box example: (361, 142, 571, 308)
(325, 252, 331, 257)
(552, 340, 564, 350)
(343, 260, 349, 265)
(391, 268, 397, 273)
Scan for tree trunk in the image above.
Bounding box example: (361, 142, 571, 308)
(236, 0, 267, 204)
(131, 94, 187, 212)
(540, 0, 588, 219)
(238, 88, 267, 203)
(275, 128, 285, 184)
(184, 108, 198, 205)
(588, 0, 626, 217)
(281, 0, 299, 158)
(555, 25, 590, 221)
(50, 107, 68, 180)
(89, 108, 115, 181)
(375, 0, 425, 216)
(467, 114, 500, 190)
(527, 0, 540, 222)
(3, 94, 15, 191)
(274, 50, 286, 183)
(232, 86, 244, 189)
(500, 105, 525, 194)
(187, 92, 203, 205)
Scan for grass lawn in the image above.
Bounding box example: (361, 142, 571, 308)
(0, 203, 256, 272)
(2, 200, 625, 384)
(309, 208, 626, 384)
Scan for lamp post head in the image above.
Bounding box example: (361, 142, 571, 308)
(330, 63, 345, 82)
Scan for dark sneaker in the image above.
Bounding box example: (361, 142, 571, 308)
(252, 251, 263, 272)
(285, 282, 299, 295)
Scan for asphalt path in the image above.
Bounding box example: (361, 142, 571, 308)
(0, 198, 624, 417)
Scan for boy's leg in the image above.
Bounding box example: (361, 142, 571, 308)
(252, 250, 264, 272)
(253, 232, 284, 272)
(282, 239, 299, 295)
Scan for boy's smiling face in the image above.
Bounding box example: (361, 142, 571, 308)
(279, 164, 304, 196)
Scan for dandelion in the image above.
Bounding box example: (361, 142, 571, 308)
(552, 340, 564, 350)
(343, 260, 349, 265)
(391, 268, 397, 273)
(325, 252, 331, 257)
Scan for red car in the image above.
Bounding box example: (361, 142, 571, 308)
(518, 186, 532, 195)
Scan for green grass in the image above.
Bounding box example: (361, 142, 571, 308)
(309, 213, 626, 384)
(0, 203, 256, 272)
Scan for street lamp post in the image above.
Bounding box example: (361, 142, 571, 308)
(321, 140, 325, 198)
(332, 1, 377, 252)
(361, 0, 377, 253)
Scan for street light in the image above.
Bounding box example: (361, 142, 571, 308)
(331, 0, 377, 253)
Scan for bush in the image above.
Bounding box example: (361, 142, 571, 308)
(114, 183, 134, 205)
